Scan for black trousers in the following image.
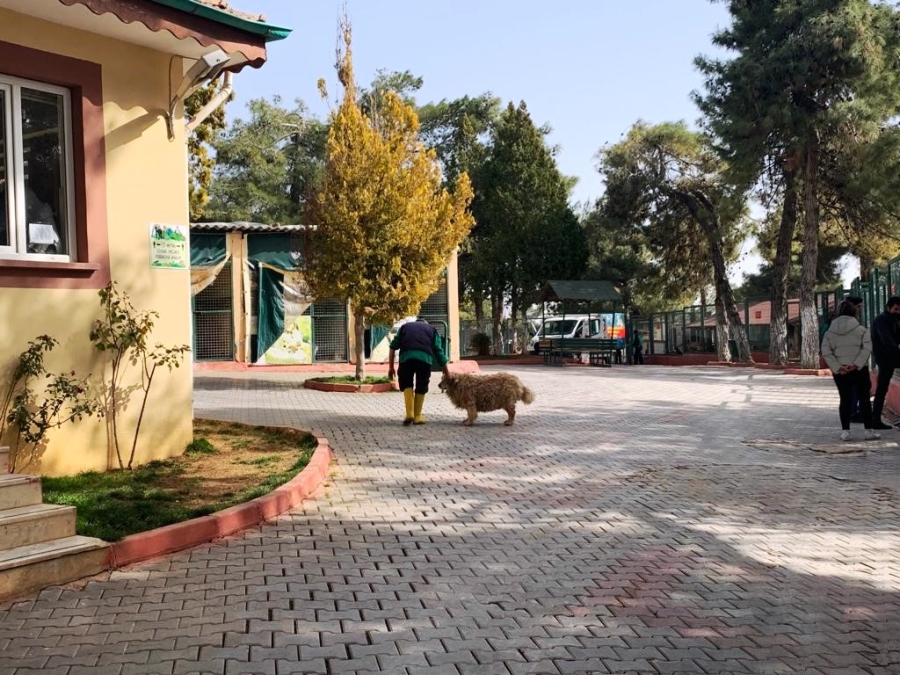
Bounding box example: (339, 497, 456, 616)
(633, 348, 643, 365)
(398, 358, 432, 394)
(832, 367, 873, 430)
(872, 365, 895, 421)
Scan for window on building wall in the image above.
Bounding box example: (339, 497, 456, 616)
(0, 74, 74, 261)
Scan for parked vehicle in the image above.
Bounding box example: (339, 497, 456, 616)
(530, 315, 602, 354)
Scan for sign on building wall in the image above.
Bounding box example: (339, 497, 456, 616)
(150, 223, 189, 269)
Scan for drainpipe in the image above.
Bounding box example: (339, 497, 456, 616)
(185, 72, 233, 134)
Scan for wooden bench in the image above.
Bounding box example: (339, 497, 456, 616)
(547, 338, 618, 367)
(537, 338, 556, 364)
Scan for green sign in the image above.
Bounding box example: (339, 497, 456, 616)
(150, 223, 189, 269)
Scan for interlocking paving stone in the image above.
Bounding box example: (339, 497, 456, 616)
(1, 366, 899, 674)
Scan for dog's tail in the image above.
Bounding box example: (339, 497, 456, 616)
(520, 385, 535, 405)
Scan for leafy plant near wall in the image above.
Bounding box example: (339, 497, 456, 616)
(90, 282, 191, 471)
(470, 332, 492, 357)
(0, 335, 101, 472)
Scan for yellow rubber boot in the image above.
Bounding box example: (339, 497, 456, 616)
(402, 389, 414, 426)
(413, 393, 427, 424)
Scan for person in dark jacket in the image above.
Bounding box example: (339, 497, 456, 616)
(632, 332, 644, 365)
(388, 318, 452, 426)
(870, 296, 900, 429)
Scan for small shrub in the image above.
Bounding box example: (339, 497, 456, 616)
(1, 335, 102, 472)
(470, 332, 492, 356)
(185, 438, 216, 456)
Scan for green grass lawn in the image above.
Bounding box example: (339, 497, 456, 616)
(41, 420, 318, 542)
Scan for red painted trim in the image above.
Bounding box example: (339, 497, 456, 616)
(106, 435, 334, 568)
(194, 361, 483, 375)
(0, 41, 110, 289)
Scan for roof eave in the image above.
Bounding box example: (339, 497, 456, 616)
(148, 0, 291, 42)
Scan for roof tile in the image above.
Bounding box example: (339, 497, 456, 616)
(194, 0, 265, 23)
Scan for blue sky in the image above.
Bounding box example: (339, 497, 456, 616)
(228, 0, 857, 283)
(231, 0, 730, 208)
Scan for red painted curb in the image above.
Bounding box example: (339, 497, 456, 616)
(213, 502, 263, 537)
(784, 368, 832, 376)
(106, 435, 335, 569)
(106, 517, 220, 569)
(304, 379, 394, 393)
(196, 361, 482, 374)
(254, 491, 294, 521)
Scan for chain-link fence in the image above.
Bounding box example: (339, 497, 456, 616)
(631, 297, 806, 358)
(308, 298, 348, 363)
(192, 260, 234, 361)
(459, 320, 535, 357)
(629, 258, 900, 360)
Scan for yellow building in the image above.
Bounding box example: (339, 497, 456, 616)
(0, 0, 289, 475)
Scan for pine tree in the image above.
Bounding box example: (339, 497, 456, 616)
(470, 102, 587, 352)
(186, 80, 229, 222)
(597, 121, 752, 362)
(696, 0, 900, 367)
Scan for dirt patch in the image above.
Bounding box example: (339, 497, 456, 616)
(169, 419, 317, 508)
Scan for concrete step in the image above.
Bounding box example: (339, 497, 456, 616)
(0, 446, 8, 473)
(0, 503, 77, 550)
(0, 536, 109, 602)
(0, 474, 42, 510)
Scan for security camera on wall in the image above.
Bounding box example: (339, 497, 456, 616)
(166, 48, 230, 140)
(173, 48, 230, 101)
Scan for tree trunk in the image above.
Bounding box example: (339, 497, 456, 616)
(678, 189, 753, 363)
(714, 291, 731, 362)
(799, 134, 821, 370)
(769, 169, 798, 366)
(509, 296, 520, 355)
(474, 292, 484, 323)
(353, 308, 366, 381)
(490, 291, 504, 355)
(521, 306, 530, 356)
(858, 254, 874, 282)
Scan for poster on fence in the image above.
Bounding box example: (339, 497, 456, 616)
(600, 313, 626, 339)
(255, 268, 315, 364)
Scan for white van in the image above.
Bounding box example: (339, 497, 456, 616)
(530, 315, 601, 354)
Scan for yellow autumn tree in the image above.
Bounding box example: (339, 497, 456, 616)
(306, 18, 474, 380)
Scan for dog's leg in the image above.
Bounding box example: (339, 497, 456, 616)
(464, 406, 478, 426)
(504, 405, 516, 426)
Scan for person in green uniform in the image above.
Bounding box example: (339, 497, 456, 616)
(388, 318, 452, 425)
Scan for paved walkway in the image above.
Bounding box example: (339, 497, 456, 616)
(2, 365, 900, 675)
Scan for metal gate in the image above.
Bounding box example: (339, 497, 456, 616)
(192, 260, 234, 361)
(309, 298, 348, 363)
(419, 273, 449, 328)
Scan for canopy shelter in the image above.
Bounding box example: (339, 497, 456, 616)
(536, 280, 626, 340)
(538, 280, 623, 311)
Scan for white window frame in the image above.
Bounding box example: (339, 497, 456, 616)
(0, 74, 76, 262)
(0, 83, 13, 252)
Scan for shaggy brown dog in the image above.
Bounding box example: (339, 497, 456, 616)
(439, 372, 535, 426)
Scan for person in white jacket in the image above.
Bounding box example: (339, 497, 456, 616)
(821, 299, 880, 441)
